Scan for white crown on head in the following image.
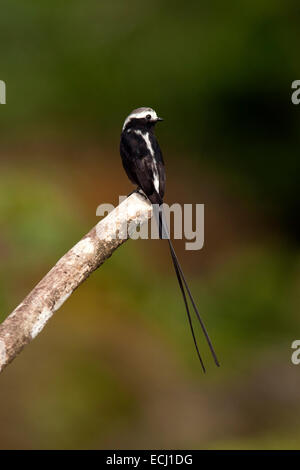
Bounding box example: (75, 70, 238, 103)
(122, 107, 158, 130)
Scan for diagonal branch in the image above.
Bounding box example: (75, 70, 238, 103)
(0, 192, 152, 373)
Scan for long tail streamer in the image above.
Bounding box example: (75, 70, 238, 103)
(155, 205, 220, 370)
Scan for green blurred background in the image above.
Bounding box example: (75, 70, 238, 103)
(0, 0, 300, 449)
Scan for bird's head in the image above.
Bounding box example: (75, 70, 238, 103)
(122, 107, 163, 131)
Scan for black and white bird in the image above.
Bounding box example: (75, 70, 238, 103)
(120, 107, 219, 371)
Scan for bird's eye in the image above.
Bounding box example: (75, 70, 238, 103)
(146, 114, 151, 120)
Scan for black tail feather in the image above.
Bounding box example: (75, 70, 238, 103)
(167, 238, 220, 368)
(154, 202, 220, 369)
(168, 242, 206, 372)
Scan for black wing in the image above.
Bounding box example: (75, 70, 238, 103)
(120, 130, 166, 203)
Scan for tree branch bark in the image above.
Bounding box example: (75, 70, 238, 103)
(0, 192, 152, 373)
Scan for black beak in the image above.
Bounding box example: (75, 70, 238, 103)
(157, 117, 163, 122)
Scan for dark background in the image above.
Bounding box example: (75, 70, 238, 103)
(0, 0, 299, 449)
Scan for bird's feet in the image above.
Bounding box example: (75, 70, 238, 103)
(127, 187, 148, 201)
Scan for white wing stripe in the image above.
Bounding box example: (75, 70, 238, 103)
(134, 130, 159, 194)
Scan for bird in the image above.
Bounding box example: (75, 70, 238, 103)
(120, 107, 219, 372)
